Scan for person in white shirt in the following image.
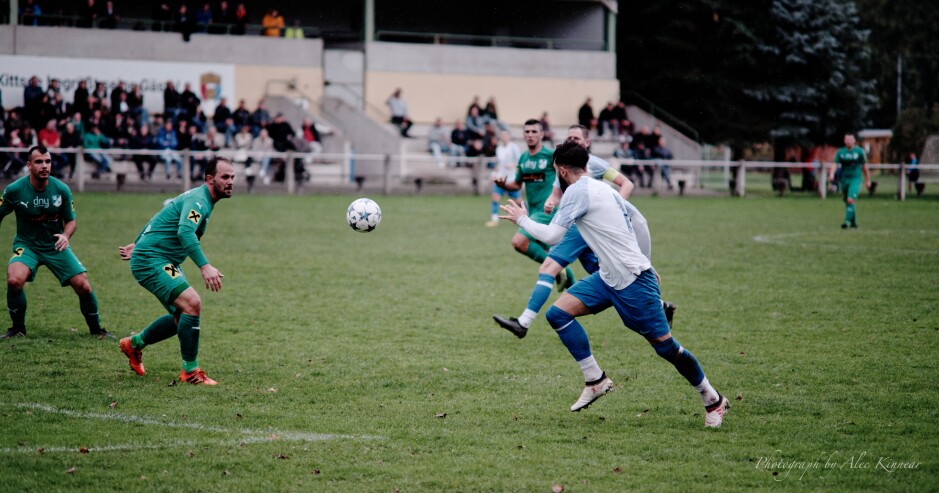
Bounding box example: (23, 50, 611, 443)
(485, 130, 522, 226)
(499, 141, 729, 428)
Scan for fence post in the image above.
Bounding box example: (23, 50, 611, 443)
(77, 148, 86, 193)
(734, 160, 746, 197)
(286, 151, 296, 195)
(898, 162, 906, 201)
(342, 141, 352, 184)
(818, 162, 827, 200)
(183, 150, 192, 192)
(474, 157, 486, 196)
(382, 154, 392, 195)
(651, 162, 663, 193)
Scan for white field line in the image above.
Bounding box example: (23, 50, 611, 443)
(0, 402, 383, 454)
(752, 230, 939, 253)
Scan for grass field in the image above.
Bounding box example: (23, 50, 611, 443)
(0, 190, 937, 492)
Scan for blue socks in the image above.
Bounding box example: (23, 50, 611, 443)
(546, 305, 592, 361)
(652, 337, 704, 386)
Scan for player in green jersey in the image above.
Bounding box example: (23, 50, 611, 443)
(828, 133, 870, 229)
(0, 146, 110, 339)
(495, 119, 575, 290)
(118, 156, 235, 385)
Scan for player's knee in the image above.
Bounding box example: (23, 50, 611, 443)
(70, 277, 92, 295)
(846, 197, 855, 205)
(652, 337, 683, 362)
(511, 235, 529, 253)
(545, 305, 574, 330)
(175, 292, 202, 316)
(538, 259, 562, 276)
(6, 275, 25, 290)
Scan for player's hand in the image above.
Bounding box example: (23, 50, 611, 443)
(118, 243, 135, 261)
(544, 197, 557, 214)
(200, 264, 224, 292)
(828, 173, 835, 182)
(498, 199, 528, 224)
(53, 234, 69, 252)
(865, 180, 872, 190)
(493, 176, 508, 189)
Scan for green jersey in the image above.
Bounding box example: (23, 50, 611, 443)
(133, 185, 215, 268)
(0, 176, 75, 250)
(834, 146, 866, 179)
(515, 146, 556, 213)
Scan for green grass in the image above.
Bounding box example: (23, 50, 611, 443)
(1, 191, 937, 492)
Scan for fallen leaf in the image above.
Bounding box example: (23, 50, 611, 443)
(267, 387, 277, 393)
(186, 450, 194, 458)
(223, 470, 230, 476)
(68, 327, 78, 332)
(517, 445, 526, 449)
(311, 469, 320, 475)
(598, 416, 606, 421)
(442, 367, 449, 372)
(613, 466, 624, 474)
(267, 434, 280, 440)
(295, 373, 301, 378)
(167, 380, 177, 387)
(17, 441, 26, 446)
(79, 447, 89, 454)
(434, 413, 447, 418)
(551, 484, 565, 493)
(36, 448, 44, 454)
(739, 352, 745, 356)
(236, 413, 243, 419)
(736, 394, 744, 401)
(65, 467, 76, 474)
(273, 454, 289, 460)
(109, 401, 118, 409)
(140, 475, 147, 480)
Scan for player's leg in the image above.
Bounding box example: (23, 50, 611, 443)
(613, 269, 728, 427)
(121, 262, 190, 376)
(3, 260, 31, 338)
(65, 273, 111, 338)
(487, 184, 505, 226)
(173, 287, 216, 385)
(843, 178, 861, 227)
(511, 232, 548, 264)
(548, 275, 615, 411)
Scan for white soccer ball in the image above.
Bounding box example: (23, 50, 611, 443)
(347, 198, 382, 233)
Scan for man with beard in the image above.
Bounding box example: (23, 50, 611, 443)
(117, 157, 235, 385)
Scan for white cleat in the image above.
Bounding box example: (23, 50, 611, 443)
(570, 376, 613, 412)
(704, 395, 730, 428)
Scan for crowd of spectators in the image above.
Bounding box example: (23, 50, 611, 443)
(16, 1, 309, 40)
(0, 75, 324, 184)
(421, 95, 507, 168)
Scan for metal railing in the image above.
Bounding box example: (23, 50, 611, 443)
(374, 30, 606, 51)
(14, 12, 321, 38)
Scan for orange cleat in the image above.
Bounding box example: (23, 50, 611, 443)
(179, 368, 218, 385)
(119, 337, 145, 375)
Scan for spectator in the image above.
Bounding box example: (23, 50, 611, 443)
(175, 4, 196, 42)
(262, 9, 284, 37)
(100, 0, 119, 29)
(300, 118, 322, 154)
(232, 125, 253, 167)
(23, 76, 44, 127)
(232, 99, 251, 128)
(465, 106, 485, 140)
(464, 138, 486, 167)
(180, 82, 200, 120)
(267, 113, 294, 151)
(196, 3, 213, 33)
(212, 96, 231, 131)
(285, 19, 304, 39)
(110, 80, 126, 111)
(19, 0, 42, 26)
(578, 97, 595, 131)
(176, 119, 191, 149)
(92, 80, 107, 103)
(3, 126, 34, 178)
(482, 97, 504, 129)
(156, 120, 182, 180)
(906, 152, 920, 195)
(128, 84, 147, 123)
(612, 138, 639, 184)
(466, 95, 481, 116)
(72, 80, 90, 117)
(163, 81, 181, 120)
(60, 122, 82, 178)
(539, 112, 554, 144)
(250, 99, 270, 135)
(38, 118, 65, 173)
(232, 3, 248, 35)
(427, 117, 453, 168)
(211, 0, 234, 34)
(450, 119, 469, 157)
(45, 78, 61, 100)
(251, 128, 274, 184)
(82, 125, 111, 179)
(186, 124, 208, 179)
(78, 0, 97, 28)
(615, 101, 634, 136)
(384, 88, 413, 137)
(221, 117, 238, 147)
(129, 124, 158, 181)
(651, 136, 674, 190)
(152, 2, 173, 31)
(597, 101, 616, 140)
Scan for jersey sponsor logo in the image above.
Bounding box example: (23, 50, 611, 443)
(19, 201, 27, 208)
(521, 173, 546, 183)
(163, 264, 181, 279)
(33, 197, 49, 209)
(12, 247, 24, 257)
(538, 159, 548, 169)
(187, 210, 202, 224)
(52, 195, 62, 207)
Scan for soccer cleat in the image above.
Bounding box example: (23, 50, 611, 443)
(492, 315, 528, 339)
(1, 327, 25, 339)
(704, 395, 730, 428)
(484, 220, 499, 227)
(841, 223, 849, 229)
(180, 368, 218, 385)
(571, 375, 614, 412)
(556, 269, 574, 293)
(663, 301, 676, 328)
(850, 222, 858, 229)
(90, 328, 115, 339)
(119, 337, 145, 376)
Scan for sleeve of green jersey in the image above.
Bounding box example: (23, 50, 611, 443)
(0, 187, 14, 222)
(177, 197, 210, 267)
(60, 185, 76, 222)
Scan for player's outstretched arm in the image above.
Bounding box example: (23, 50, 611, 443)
(501, 199, 568, 245)
(118, 243, 136, 261)
(544, 185, 563, 213)
(605, 168, 635, 199)
(200, 264, 224, 292)
(494, 176, 520, 191)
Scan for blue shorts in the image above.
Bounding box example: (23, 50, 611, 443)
(547, 224, 600, 274)
(492, 183, 521, 199)
(566, 268, 670, 340)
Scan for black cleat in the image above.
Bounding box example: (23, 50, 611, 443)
(90, 328, 116, 339)
(663, 301, 676, 328)
(841, 223, 849, 229)
(849, 222, 858, 229)
(2, 327, 25, 339)
(492, 315, 528, 339)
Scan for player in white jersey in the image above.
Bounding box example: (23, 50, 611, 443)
(493, 125, 675, 338)
(499, 141, 729, 428)
(485, 130, 522, 226)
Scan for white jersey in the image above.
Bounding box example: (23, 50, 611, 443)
(494, 142, 521, 180)
(551, 176, 651, 289)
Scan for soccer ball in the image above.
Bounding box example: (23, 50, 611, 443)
(347, 198, 382, 233)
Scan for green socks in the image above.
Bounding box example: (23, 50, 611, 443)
(845, 203, 856, 224)
(7, 287, 26, 330)
(132, 314, 178, 349)
(524, 241, 548, 264)
(78, 292, 101, 332)
(177, 314, 201, 372)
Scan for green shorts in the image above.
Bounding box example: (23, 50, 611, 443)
(131, 258, 191, 314)
(9, 243, 87, 286)
(841, 177, 862, 202)
(519, 210, 554, 247)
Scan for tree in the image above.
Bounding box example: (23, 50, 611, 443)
(747, 0, 878, 153)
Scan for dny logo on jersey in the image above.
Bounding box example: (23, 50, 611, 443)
(32, 197, 49, 209)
